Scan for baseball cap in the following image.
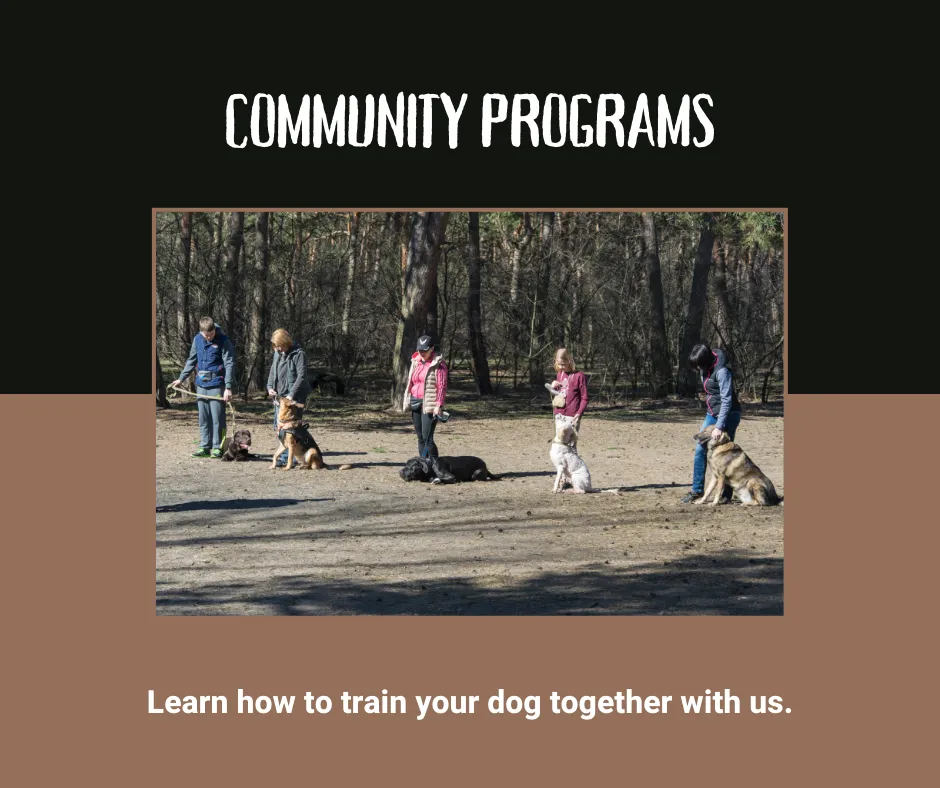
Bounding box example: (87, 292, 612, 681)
(416, 335, 433, 351)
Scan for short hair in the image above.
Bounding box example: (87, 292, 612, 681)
(689, 343, 713, 370)
(271, 328, 292, 350)
(198, 317, 216, 333)
(554, 348, 576, 372)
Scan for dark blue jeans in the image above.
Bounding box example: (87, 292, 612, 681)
(274, 403, 292, 466)
(692, 410, 742, 495)
(411, 401, 438, 458)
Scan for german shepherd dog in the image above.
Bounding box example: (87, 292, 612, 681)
(693, 424, 781, 506)
(273, 398, 328, 470)
(221, 429, 252, 461)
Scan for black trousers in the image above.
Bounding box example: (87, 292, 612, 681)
(411, 401, 438, 458)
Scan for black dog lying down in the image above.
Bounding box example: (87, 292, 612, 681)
(221, 429, 252, 461)
(399, 455, 500, 484)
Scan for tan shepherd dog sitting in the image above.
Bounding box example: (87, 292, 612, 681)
(272, 397, 328, 470)
(692, 424, 781, 506)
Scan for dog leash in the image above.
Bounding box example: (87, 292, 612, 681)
(420, 408, 449, 459)
(167, 383, 237, 429)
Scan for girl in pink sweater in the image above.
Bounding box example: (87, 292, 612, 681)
(547, 348, 588, 449)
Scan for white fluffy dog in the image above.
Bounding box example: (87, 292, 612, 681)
(550, 423, 593, 493)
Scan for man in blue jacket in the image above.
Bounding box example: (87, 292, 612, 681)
(681, 343, 742, 503)
(170, 317, 236, 458)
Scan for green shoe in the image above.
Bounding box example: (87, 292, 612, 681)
(210, 448, 224, 458)
(192, 448, 211, 458)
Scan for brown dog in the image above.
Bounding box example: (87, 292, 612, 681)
(692, 424, 781, 506)
(272, 398, 328, 470)
(221, 429, 252, 461)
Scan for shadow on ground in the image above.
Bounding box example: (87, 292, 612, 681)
(156, 498, 334, 513)
(156, 549, 782, 616)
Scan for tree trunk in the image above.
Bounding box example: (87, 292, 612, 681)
(508, 212, 534, 368)
(390, 212, 451, 407)
(529, 212, 554, 384)
(223, 211, 245, 337)
(342, 212, 360, 337)
(678, 212, 715, 395)
(248, 212, 270, 394)
(438, 246, 449, 350)
(284, 212, 301, 334)
(339, 212, 361, 371)
(569, 212, 584, 347)
(509, 212, 533, 306)
(467, 212, 493, 394)
(176, 212, 192, 359)
(156, 355, 169, 408)
(209, 213, 224, 314)
(557, 212, 574, 347)
(396, 212, 411, 298)
(427, 257, 440, 344)
(639, 212, 671, 397)
(371, 242, 382, 286)
(712, 240, 735, 366)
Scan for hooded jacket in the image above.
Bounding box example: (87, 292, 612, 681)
(267, 342, 313, 405)
(701, 348, 741, 429)
(402, 351, 448, 414)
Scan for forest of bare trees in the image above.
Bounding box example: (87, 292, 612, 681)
(156, 211, 784, 407)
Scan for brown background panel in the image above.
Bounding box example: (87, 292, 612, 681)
(4, 395, 933, 784)
(3, 203, 932, 784)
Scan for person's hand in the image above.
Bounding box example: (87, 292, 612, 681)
(432, 406, 441, 416)
(711, 428, 723, 441)
(169, 379, 181, 389)
(223, 389, 232, 403)
(268, 388, 277, 397)
(572, 415, 581, 429)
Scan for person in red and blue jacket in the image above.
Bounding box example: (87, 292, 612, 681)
(170, 317, 235, 458)
(681, 343, 742, 503)
(401, 334, 448, 458)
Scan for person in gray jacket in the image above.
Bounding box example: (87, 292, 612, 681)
(170, 317, 235, 458)
(266, 328, 313, 467)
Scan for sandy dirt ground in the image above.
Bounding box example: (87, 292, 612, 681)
(156, 397, 783, 615)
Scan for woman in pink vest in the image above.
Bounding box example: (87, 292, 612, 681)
(401, 334, 449, 458)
